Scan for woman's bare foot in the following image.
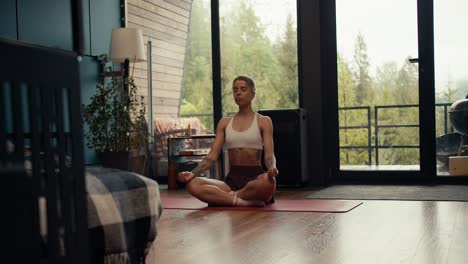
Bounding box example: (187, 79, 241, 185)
(232, 191, 265, 207)
(237, 198, 266, 207)
(177, 171, 195, 183)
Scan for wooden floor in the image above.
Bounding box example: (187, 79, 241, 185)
(150, 188, 468, 264)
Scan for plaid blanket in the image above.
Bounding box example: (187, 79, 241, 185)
(86, 167, 163, 264)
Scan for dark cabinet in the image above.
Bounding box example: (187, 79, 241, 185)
(259, 109, 308, 186)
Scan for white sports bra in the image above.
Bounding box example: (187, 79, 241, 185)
(225, 113, 264, 150)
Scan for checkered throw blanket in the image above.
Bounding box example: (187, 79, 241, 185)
(86, 167, 163, 264)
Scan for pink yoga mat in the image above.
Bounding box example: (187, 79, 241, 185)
(161, 197, 362, 213)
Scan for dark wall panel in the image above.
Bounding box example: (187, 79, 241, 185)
(79, 55, 100, 164)
(298, 0, 338, 184)
(81, 0, 91, 55)
(1, 1, 121, 165)
(17, 0, 73, 50)
(0, 0, 17, 39)
(90, 0, 121, 56)
(298, 0, 325, 184)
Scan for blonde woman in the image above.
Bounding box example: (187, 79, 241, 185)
(177, 76, 279, 206)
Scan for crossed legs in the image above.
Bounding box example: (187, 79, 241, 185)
(236, 172, 276, 203)
(177, 171, 275, 207)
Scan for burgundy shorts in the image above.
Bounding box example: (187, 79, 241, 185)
(224, 165, 265, 191)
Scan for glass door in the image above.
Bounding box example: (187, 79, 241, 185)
(434, 0, 468, 177)
(336, 0, 422, 175)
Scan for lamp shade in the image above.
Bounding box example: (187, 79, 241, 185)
(109, 28, 146, 63)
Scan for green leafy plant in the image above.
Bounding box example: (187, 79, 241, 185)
(82, 55, 147, 153)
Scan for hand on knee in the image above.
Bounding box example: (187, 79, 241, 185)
(267, 168, 279, 178)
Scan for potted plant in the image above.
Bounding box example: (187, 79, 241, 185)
(82, 55, 148, 170)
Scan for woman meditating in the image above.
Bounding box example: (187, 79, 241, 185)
(177, 76, 279, 207)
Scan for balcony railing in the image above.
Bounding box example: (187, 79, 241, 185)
(339, 106, 372, 165)
(340, 103, 453, 165)
(179, 103, 453, 166)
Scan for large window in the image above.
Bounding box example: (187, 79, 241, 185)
(434, 0, 468, 176)
(336, 0, 420, 170)
(219, 0, 298, 115)
(180, 0, 214, 131)
(181, 0, 298, 127)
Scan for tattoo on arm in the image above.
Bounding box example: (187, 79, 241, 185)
(191, 157, 215, 177)
(265, 156, 276, 170)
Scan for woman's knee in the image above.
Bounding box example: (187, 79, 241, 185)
(186, 178, 203, 195)
(258, 173, 276, 187)
(250, 174, 276, 195)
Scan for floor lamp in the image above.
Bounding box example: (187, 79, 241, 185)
(109, 27, 146, 79)
(108, 28, 147, 171)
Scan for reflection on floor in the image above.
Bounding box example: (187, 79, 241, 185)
(340, 164, 468, 177)
(340, 165, 420, 171)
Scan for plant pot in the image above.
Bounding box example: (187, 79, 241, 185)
(129, 154, 149, 177)
(98, 151, 130, 171)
